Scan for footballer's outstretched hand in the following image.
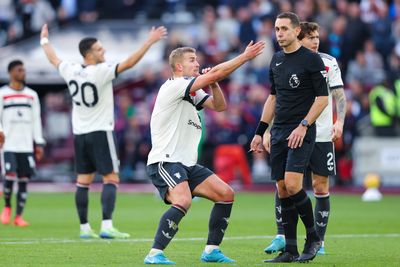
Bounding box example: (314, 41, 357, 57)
(148, 26, 168, 44)
(41, 24, 49, 39)
(243, 40, 265, 61)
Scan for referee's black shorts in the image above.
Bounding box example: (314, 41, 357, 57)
(270, 124, 316, 181)
(74, 131, 119, 175)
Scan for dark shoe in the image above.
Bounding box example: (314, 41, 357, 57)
(297, 239, 322, 263)
(264, 252, 299, 263)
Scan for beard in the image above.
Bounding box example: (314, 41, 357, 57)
(15, 78, 26, 85)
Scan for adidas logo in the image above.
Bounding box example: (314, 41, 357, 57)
(318, 211, 329, 218)
(162, 231, 172, 239)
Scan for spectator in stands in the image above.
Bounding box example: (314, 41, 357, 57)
(0, 0, 16, 46)
(77, 0, 98, 23)
(346, 50, 384, 88)
(237, 6, 257, 50)
(327, 15, 346, 60)
(315, 0, 337, 32)
(215, 5, 239, 53)
(369, 2, 394, 69)
(341, 2, 370, 73)
(19, 0, 56, 37)
(369, 82, 397, 136)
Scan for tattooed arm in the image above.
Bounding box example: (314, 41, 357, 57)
(331, 87, 347, 142)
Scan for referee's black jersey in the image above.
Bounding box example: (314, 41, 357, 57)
(269, 46, 328, 125)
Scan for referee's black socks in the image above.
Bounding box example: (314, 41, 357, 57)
(153, 205, 186, 250)
(280, 197, 299, 255)
(290, 189, 319, 241)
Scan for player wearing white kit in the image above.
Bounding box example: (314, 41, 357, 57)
(0, 60, 45, 227)
(40, 24, 167, 238)
(144, 41, 265, 265)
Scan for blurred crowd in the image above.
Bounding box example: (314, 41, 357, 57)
(3, 0, 400, 185)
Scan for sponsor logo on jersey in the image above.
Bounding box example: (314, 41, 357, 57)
(188, 119, 202, 130)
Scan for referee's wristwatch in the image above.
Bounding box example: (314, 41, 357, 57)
(300, 119, 309, 128)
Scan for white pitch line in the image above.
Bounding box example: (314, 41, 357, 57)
(0, 233, 399, 245)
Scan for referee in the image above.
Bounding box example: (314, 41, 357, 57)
(250, 12, 328, 263)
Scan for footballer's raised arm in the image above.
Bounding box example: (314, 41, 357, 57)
(117, 26, 167, 74)
(190, 41, 265, 92)
(40, 24, 62, 69)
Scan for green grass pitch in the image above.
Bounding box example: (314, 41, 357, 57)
(1, 192, 399, 266)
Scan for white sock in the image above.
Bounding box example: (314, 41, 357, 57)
(321, 240, 325, 247)
(149, 248, 163, 256)
(80, 223, 91, 232)
(276, 234, 285, 239)
(101, 219, 113, 230)
(205, 245, 219, 254)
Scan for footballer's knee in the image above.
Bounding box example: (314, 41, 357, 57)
(312, 175, 329, 195)
(284, 180, 302, 196)
(103, 172, 120, 185)
(76, 173, 95, 185)
(284, 172, 303, 195)
(276, 180, 290, 198)
(172, 195, 192, 211)
(167, 184, 192, 211)
(212, 185, 235, 203)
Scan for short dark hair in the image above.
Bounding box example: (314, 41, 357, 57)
(298, 22, 320, 40)
(8, 60, 23, 72)
(276, 12, 300, 28)
(79, 37, 97, 57)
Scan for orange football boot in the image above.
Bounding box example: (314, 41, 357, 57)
(14, 215, 30, 227)
(1, 207, 11, 224)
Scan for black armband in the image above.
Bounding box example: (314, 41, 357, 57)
(255, 121, 269, 136)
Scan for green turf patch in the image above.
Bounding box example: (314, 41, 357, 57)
(1, 192, 399, 266)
